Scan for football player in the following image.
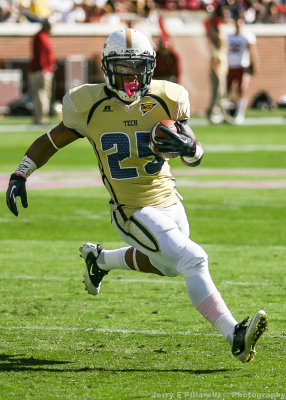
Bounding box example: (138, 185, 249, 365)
(6, 28, 268, 363)
(204, 4, 229, 124)
(226, 11, 259, 124)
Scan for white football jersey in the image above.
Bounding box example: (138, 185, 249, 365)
(227, 31, 256, 68)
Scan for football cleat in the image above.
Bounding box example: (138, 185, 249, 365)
(79, 242, 109, 296)
(232, 310, 269, 363)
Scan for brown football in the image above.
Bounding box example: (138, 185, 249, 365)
(150, 120, 180, 159)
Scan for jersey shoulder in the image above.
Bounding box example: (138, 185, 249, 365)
(65, 83, 107, 114)
(242, 29, 256, 44)
(148, 79, 190, 121)
(62, 83, 108, 136)
(149, 79, 188, 103)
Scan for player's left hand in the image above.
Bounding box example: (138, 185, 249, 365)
(6, 173, 28, 216)
(154, 121, 196, 156)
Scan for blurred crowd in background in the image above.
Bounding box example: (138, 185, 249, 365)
(0, 0, 285, 24)
(0, 0, 285, 121)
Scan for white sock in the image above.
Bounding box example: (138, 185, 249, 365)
(196, 292, 237, 344)
(97, 247, 131, 271)
(236, 99, 247, 119)
(181, 260, 237, 345)
(214, 313, 237, 345)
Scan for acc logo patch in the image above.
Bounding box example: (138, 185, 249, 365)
(139, 102, 158, 116)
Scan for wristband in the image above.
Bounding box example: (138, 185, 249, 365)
(15, 155, 37, 178)
(182, 143, 204, 164)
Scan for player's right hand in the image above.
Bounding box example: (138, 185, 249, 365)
(6, 173, 28, 216)
(155, 122, 196, 157)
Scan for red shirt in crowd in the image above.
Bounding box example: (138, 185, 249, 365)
(153, 46, 181, 83)
(204, 16, 226, 44)
(28, 30, 55, 73)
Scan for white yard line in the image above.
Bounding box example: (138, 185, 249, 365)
(174, 168, 286, 176)
(188, 117, 286, 126)
(0, 274, 279, 287)
(204, 144, 286, 152)
(178, 180, 286, 188)
(0, 325, 283, 338)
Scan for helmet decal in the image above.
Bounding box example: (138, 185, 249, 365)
(125, 28, 132, 49)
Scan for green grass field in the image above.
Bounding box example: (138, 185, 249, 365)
(0, 117, 285, 399)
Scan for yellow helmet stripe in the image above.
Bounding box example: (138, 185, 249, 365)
(125, 28, 132, 49)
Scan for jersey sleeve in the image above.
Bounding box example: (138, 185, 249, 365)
(172, 86, 191, 121)
(62, 91, 89, 137)
(248, 32, 257, 45)
(243, 30, 256, 45)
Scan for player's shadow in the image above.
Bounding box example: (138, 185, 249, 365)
(0, 354, 236, 374)
(0, 354, 72, 372)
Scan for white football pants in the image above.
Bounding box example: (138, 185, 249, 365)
(112, 201, 209, 278)
(112, 201, 235, 335)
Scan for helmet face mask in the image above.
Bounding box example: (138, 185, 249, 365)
(101, 29, 156, 102)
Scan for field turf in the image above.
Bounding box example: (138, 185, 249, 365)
(0, 117, 285, 399)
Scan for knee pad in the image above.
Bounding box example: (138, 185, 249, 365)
(180, 256, 218, 308)
(177, 240, 208, 275)
(179, 256, 209, 277)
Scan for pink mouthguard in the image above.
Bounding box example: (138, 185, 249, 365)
(124, 81, 139, 97)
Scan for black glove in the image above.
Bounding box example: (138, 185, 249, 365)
(154, 122, 196, 156)
(6, 173, 28, 216)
